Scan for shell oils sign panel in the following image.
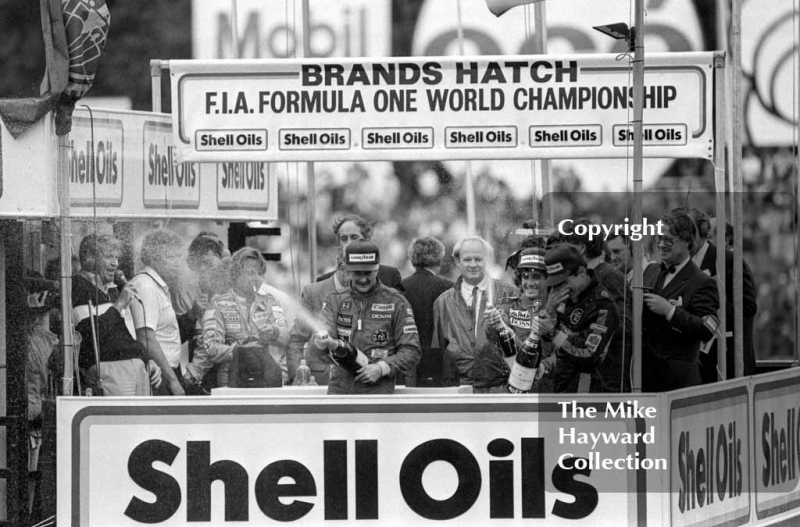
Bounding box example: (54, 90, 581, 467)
(669, 387, 750, 527)
(69, 116, 123, 207)
(143, 121, 200, 210)
(57, 398, 658, 526)
(754, 372, 800, 521)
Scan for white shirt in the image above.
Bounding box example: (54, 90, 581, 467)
(461, 276, 489, 337)
(128, 266, 182, 369)
(662, 256, 690, 288)
(692, 240, 710, 268)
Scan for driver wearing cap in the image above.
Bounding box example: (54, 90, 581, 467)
(318, 240, 421, 394)
(533, 244, 621, 393)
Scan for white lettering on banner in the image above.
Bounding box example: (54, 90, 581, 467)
(670, 387, 750, 526)
(58, 398, 657, 524)
(143, 121, 199, 209)
(170, 53, 715, 163)
(69, 117, 123, 207)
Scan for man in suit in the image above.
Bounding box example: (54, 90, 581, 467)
(685, 208, 757, 381)
(642, 210, 720, 392)
(316, 214, 404, 292)
(288, 247, 350, 385)
(433, 236, 518, 393)
(401, 237, 454, 386)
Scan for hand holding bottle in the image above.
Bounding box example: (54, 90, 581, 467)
(484, 305, 503, 327)
(258, 324, 280, 344)
(313, 331, 333, 350)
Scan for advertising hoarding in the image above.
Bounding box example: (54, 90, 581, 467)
(170, 52, 716, 164)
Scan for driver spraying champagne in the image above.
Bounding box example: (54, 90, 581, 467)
(313, 241, 420, 394)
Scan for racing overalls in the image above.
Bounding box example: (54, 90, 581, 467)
(321, 280, 421, 394)
(194, 285, 289, 386)
(540, 278, 620, 393)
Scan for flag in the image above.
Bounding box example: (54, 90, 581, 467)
(0, 0, 110, 138)
(484, 0, 545, 17)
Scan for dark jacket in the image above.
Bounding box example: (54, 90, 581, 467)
(317, 264, 404, 293)
(642, 260, 720, 392)
(401, 268, 454, 386)
(72, 274, 144, 370)
(697, 242, 757, 380)
(432, 277, 517, 388)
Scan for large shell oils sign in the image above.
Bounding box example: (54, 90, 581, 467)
(170, 52, 716, 164)
(57, 396, 662, 525)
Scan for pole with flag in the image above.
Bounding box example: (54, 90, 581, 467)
(0, 0, 110, 138)
(485, 0, 545, 18)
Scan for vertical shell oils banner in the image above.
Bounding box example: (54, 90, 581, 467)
(57, 396, 661, 526)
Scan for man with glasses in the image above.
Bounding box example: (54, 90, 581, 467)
(641, 210, 720, 392)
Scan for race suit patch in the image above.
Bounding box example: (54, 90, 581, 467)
(373, 328, 390, 345)
(569, 308, 584, 326)
(372, 303, 395, 312)
(509, 309, 531, 320)
(589, 323, 608, 333)
(341, 301, 352, 312)
(337, 328, 351, 339)
(510, 318, 531, 330)
(586, 333, 603, 353)
(337, 314, 353, 327)
(371, 313, 392, 320)
(407, 308, 414, 315)
(252, 311, 270, 323)
(403, 325, 418, 334)
(370, 348, 389, 360)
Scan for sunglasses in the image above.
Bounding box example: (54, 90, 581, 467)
(655, 235, 678, 248)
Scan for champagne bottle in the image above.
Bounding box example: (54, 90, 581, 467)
(506, 332, 542, 394)
(487, 303, 517, 358)
(330, 339, 370, 375)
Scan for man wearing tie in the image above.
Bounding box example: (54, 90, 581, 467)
(642, 210, 720, 392)
(432, 236, 517, 393)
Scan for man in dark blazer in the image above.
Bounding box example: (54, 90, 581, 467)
(642, 210, 720, 392)
(685, 208, 757, 381)
(316, 214, 404, 292)
(401, 237, 454, 386)
(288, 248, 351, 385)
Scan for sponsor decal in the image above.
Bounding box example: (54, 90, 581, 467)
(519, 254, 545, 267)
(509, 309, 531, 320)
(589, 323, 608, 334)
(370, 348, 389, 360)
(403, 325, 418, 334)
(252, 311, 270, 322)
(510, 318, 531, 330)
(404, 317, 416, 325)
(372, 303, 394, 312)
(222, 312, 240, 322)
(226, 323, 242, 333)
(202, 329, 216, 342)
(337, 314, 353, 327)
(569, 309, 584, 326)
(341, 301, 352, 312)
(337, 328, 352, 339)
(271, 305, 284, 313)
(373, 328, 390, 345)
(217, 300, 237, 309)
(406, 308, 413, 315)
(585, 333, 602, 353)
(547, 262, 564, 274)
(371, 313, 392, 320)
(349, 253, 377, 263)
